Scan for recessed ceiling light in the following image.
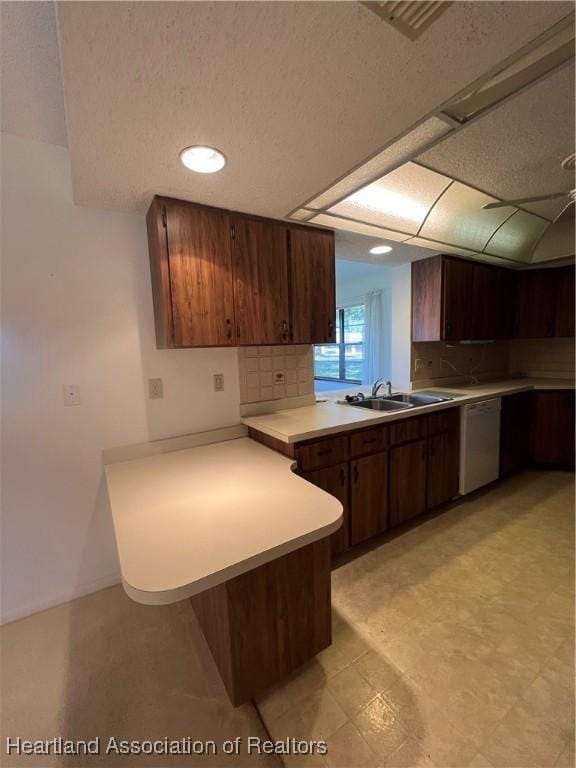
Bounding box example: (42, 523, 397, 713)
(180, 146, 226, 173)
(370, 244, 393, 254)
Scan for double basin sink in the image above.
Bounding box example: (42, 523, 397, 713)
(349, 392, 452, 412)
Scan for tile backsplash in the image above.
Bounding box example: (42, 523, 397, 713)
(238, 345, 314, 404)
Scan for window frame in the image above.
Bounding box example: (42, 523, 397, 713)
(314, 305, 364, 384)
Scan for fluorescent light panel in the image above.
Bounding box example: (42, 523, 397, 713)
(305, 116, 453, 211)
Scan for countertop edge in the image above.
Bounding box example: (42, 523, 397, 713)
(242, 380, 575, 444)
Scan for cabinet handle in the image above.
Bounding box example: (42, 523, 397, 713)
(225, 318, 232, 340)
(236, 323, 241, 338)
(282, 320, 289, 341)
(328, 319, 334, 340)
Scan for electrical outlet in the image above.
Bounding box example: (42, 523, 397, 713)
(274, 372, 285, 384)
(148, 378, 163, 399)
(415, 358, 425, 370)
(213, 373, 224, 392)
(63, 384, 81, 406)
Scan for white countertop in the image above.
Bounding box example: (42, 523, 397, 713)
(242, 378, 574, 444)
(105, 437, 343, 605)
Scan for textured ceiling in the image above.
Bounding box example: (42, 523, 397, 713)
(417, 64, 576, 221)
(56, 1, 573, 216)
(0, 1, 67, 147)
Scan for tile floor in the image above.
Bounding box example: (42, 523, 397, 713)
(256, 470, 575, 768)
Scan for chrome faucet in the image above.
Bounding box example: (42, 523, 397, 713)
(371, 378, 392, 397)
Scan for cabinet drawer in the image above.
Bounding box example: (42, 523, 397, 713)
(296, 435, 348, 471)
(350, 426, 388, 458)
(389, 416, 427, 446)
(427, 407, 459, 436)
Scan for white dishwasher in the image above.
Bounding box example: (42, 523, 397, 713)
(459, 398, 501, 495)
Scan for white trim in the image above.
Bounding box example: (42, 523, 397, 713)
(0, 572, 121, 626)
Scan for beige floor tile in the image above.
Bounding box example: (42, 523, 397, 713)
(256, 471, 574, 768)
(324, 721, 377, 768)
(298, 688, 349, 741)
(327, 665, 380, 717)
(353, 695, 408, 760)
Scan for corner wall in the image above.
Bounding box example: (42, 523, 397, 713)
(1, 134, 241, 623)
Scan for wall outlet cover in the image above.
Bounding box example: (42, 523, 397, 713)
(274, 372, 285, 384)
(213, 373, 225, 392)
(148, 378, 163, 399)
(63, 384, 81, 406)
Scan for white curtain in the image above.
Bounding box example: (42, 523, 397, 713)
(362, 290, 385, 385)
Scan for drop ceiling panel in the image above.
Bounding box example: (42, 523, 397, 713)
(56, 1, 574, 215)
(328, 162, 451, 235)
(419, 182, 514, 251)
(484, 209, 549, 262)
(309, 214, 410, 241)
(418, 64, 575, 221)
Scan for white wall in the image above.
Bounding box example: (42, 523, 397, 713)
(1, 134, 241, 624)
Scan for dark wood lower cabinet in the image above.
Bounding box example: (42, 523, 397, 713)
(390, 439, 427, 527)
(499, 392, 532, 476)
(304, 463, 349, 555)
(531, 390, 575, 469)
(350, 452, 388, 545)
(427, 430, 459, 509)
(191, 538, 331, 706)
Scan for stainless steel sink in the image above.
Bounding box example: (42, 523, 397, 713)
(350, 398, 414, 412)
(384, 393, 449, 406)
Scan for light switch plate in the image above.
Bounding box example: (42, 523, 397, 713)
(213, 374, 224, 392)
(148, 378, 163, 399)
(63, 384, 81, 406)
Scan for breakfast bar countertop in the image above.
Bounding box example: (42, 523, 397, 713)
(104, 436, 342, 606)
(242, 378, 575, 444)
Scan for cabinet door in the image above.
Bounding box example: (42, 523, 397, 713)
(515, 270, 557, 338)
(499, 392, 532, 476)
(304, 463, 349, 555)
(390, 440, 427, 527)
(471, 264, 517, 340)
(231, 217, 290, 345)
(555, 266, 575, 338)
(442, 257, 473, 340)
(427, 430, 459, 509)
(165, 201, 235, 347)
(290, 228, 336, 344)
(532, 390, 575, 468)
(350, 452, 388, 546)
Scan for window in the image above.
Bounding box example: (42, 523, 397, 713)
(314, 305, 365, 383)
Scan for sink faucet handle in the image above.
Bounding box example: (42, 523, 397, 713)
(386, 380, 392, 395)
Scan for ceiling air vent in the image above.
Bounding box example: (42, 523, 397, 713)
(361, 1, 450, 40)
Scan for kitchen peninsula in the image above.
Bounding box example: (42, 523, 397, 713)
(104, 428, 342, 706)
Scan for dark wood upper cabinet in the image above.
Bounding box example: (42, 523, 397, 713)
(304, 463, 350, 556)
(389, 439, 428, 528)
(442, 256, 474, 341)
(350, 451, 388, 546)
(146, 196, 335, 348)
(231, 216, 290, 346)
(515, 269, 557, 339)
(290, 228, 336, 344)
(164, 199, 235, 348)
(470, 263, 517, 340)
(554, 266, 575, 338)
(413, 253, 572, 342)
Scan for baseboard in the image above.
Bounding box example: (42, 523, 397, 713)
(0, 572, 122, 626)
